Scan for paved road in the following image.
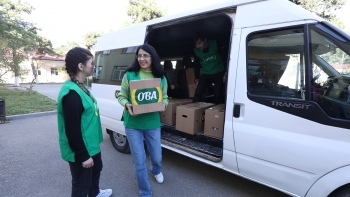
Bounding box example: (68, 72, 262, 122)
(0, 115, 289, 197)
(1, 83, 290, 196)
(21, 83, 63, 100)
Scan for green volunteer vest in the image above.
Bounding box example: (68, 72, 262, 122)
(123, 71, 164, 130)
(194, 39, 225, 75)
(57, 80, 103, 162)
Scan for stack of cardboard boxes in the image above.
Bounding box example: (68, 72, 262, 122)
(174, 102, 225, 139)
(175, 102, 215, 135)
(159, 98, 225, 139)
(160, 98, 192, 125)
(204, 104, 225, 139)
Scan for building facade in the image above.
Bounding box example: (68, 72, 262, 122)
(1, 54, 68, 84)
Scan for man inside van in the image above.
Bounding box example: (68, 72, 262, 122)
(193, 35, 226, 104)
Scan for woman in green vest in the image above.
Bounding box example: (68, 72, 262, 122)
(118, 44, 169, 197)
(57, 47, 112, 197)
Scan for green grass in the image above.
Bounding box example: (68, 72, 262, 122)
(0, 88, 57, 116)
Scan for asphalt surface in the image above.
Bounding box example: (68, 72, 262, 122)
(21, 83, 63, 100)
(0, 83, 290, 197)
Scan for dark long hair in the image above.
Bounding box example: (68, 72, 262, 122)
(126, 44, 164, 78)
(65, 47, 93, 80)
(64, 47, 94, 100)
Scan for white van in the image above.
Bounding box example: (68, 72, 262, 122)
(91, 0, 350, 196)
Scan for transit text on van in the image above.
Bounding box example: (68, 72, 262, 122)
(271, 101, 311, 109)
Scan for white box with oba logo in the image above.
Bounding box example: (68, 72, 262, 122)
(129, 78, 164, 115)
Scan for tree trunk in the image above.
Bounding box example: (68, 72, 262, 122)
(13, 49, 20, 87)
(29, 59, 37, 94)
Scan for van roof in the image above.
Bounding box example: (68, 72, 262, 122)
(94, 0, 322, 52)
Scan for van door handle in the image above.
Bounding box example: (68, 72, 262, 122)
(233, 104, 240, 118)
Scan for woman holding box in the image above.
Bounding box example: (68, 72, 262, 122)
(117, 44, 168, 197)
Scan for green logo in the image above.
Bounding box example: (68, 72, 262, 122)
(131, 87, 162, 105)
(115, 90, 120, 98)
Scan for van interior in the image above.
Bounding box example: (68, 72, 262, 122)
(146, 13, 233, 162)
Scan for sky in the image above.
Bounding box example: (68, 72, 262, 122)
(23, 0, 226, 47)
(23, 0, 350, 48)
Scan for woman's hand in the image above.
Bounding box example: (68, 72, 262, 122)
(82, 157, 94, 168)
(126, 103, 135, 116)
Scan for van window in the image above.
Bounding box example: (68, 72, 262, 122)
(310, 29, 350, 120)
(94, 47, 137, 85)
(247, 27, 305, 99)
(111, 66, 127, 81)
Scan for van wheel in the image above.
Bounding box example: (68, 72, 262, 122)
(109, 130, 130, 154)
(329, 184, 350, 197)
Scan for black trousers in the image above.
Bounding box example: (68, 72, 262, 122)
(68, 152, 103, 197)
(193, 71, 225, 104)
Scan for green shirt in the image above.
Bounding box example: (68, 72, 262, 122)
(57, 80, 103, 162)
(118, 69, 169, 130)
(194, 39, 225, 75)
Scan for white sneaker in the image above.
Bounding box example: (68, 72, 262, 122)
(96, 189, 112, 197)
(154, 172, 164, 183)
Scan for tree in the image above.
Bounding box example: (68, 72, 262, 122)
(124, 0, 165, 26)
(289, 0, 345, 21)
(84, 31, 103, 50)
(0, 0, 33, 85)
(54, 41, 80, 57)
(0, 0, 54, 86)
(0, 54, 11, 83)
(330, 17, 345, 30)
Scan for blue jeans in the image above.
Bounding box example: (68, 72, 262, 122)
(125, 127, 162, 197)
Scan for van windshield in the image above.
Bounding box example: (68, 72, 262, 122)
(309, 26, 350, 120)
(310, 29, 350, 86)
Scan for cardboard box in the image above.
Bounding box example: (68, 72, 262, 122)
(186, 68, 196, 85)
(188, 84, 196, 97)
(176, 102, 215, 135)
(160, 98, 192, 125)
(129, 78, 164, 115)
(204, 104, 225, 139)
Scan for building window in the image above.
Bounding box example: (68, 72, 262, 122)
(51, 68, 58, 75)
(37, 70, 41, 76)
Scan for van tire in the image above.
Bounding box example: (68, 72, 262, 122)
(329, 184, 350, 197)
(109, 130, 130, 154)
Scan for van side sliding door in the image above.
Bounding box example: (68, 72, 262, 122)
(233, 22, 350, 196)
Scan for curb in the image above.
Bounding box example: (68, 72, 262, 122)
(7, 111, 57, 121)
